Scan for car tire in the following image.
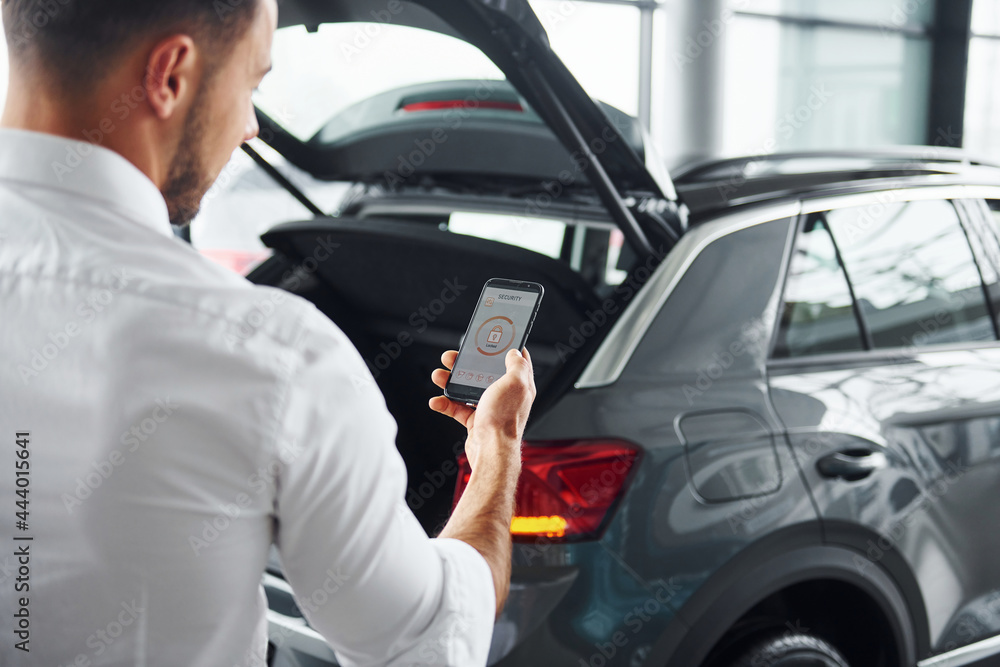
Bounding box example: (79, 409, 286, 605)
(726, 632, 850, 667)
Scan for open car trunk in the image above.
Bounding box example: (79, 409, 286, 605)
(251, 216, 605, 534)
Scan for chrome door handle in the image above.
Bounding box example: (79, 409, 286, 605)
(816, 450, 888, 481)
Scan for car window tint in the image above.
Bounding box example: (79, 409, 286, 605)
(773, 215, 864, 358)
(826, 199, 993, 349)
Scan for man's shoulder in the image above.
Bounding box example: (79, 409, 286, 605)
(114, 238, 350, 356)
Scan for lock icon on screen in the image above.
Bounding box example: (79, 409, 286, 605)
(488, 325, 503, 343)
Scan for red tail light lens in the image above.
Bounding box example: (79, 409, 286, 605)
(452, 440, 639, 542)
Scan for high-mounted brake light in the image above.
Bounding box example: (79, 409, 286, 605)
(452, 440, 639, 542)
(400, 100, 524, 113)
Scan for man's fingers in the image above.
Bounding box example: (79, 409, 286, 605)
(431, 368, 450, 390)
(428, 395, 473, 427)
(440, 350, 458, 370)
(504, 348, 533, 381)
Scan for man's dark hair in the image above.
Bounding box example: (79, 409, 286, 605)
(2, 0, 260, 93)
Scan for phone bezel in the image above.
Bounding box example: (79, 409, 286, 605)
(444, 278, 544, 405)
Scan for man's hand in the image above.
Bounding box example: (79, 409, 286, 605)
(429, 348, 535, 471)
(430, 348, 536, 617)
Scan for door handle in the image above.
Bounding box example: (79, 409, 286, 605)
(816, 450, 888, 481)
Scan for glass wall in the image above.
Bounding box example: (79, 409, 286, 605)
(529, 0, 642, 118)
(965, 1, 1000, 158)
(722, 0, 934, 157)
(10, 2, 1000, 174)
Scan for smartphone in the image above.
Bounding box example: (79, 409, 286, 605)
(444, 278, 544, 405)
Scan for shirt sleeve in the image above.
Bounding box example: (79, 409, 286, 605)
(271, 302, 496, 667)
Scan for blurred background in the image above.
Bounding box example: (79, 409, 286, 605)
(8, 0, 1000, 161)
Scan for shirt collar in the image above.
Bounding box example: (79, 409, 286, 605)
(0, 128, 173, 238)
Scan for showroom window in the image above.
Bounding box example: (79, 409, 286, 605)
(825, 199, 994, 349)
(723, 0, 934, 156)
(529, 0, 642, 118)
(965, 1, 1000, 158)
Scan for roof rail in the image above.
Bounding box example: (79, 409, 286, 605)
(673, 147, 1000, 183)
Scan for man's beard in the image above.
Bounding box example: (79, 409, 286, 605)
(161, 93, 214, 228)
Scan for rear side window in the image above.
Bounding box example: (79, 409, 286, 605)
(985, 200, 1000, 235)
(825, 199, 993, 349)
(773, 216, 864, 358)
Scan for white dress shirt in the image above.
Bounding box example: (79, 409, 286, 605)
(0, 129, 495, 667)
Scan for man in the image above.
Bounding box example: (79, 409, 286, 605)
(0, 1, 534, 665)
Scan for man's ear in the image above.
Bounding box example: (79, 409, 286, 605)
(144, 35, 199, 121)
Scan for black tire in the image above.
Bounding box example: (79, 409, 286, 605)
(727, 632, 850, 667)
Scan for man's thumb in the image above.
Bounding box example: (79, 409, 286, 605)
(504, 348, 523, 371)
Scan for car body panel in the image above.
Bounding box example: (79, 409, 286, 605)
(770, 350, 1000, 656)
(766, 187, 1000, 659)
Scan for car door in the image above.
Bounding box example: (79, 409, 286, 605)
(766, 191, 1000, 661)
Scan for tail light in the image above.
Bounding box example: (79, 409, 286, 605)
(452, 440, 639, 542)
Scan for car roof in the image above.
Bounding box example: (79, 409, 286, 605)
(672, 148, 1000, 220)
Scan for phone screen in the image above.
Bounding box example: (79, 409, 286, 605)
(446, 280, 543, 402)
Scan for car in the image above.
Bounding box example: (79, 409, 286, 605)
(213, 1, 1000, 666)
